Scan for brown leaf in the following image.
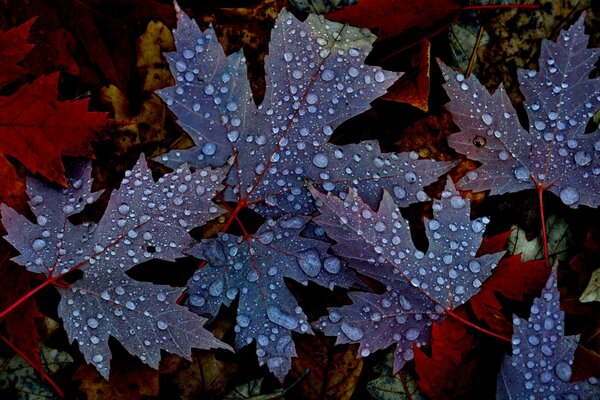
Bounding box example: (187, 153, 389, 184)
(289, 334, 362, 400)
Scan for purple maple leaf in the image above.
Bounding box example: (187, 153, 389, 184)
(158, 7, 454, 216)
(444, 14, 600, 208)
(496, 265, 599, 399)
(186, 215, 358, 380)
(312, 181, 504, 373)
(1, 156, 230, 378)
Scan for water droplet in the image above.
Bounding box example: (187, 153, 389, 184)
(375, 221, 386, 232)
(321, 69, 335, 81)
(125, 301, 136, 310)
(374, 71, 385, 83)
(32, 239, 46, 251)
(555, 361, 572, 382)
(393, 186, 406, 199)
(450, 196, 466, 209)
(92, 354, 103, 363)
(534, 121, 546, 131)
(283, 51, 293, 62)
(469, 260, 481, 273)
(236, 314, 250, 328)
(157, 320, 168, 330)
(202, 143, 217, 156)
(90, 336, 100, 344)
(514, 166, 531, 182)
(324, 257, 341, 274)
(312, 153, 329, 168)
(297, 249, 322, 277)
(574, 151, 592, 166)
(306, 93, 318, 104)
(559, 187, 579, 205)
(405, 328, 419, 341)
(87, 318, 99, 329)
(348, 66, 359, 78)
(156, 292, 166, 302)
(481, 113, 493, 125)
(341, 322, 363, 340)
(267, 306, 298, 330)
(404, 172, 417, 183)
(209, 280, 224, 296)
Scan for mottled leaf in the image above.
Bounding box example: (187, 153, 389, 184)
(1, 156, 230, 378)
(580, 268, 600, 303)
(497, 265, 599, 399)
(157, 7, 453, 216)
(313, 180, 504, 373)
(445, 14, 600, 208)
(187, 215, 357, 380)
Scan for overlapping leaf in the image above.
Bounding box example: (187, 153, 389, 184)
(444, 14, 600, 208)
(187, 215, 357, 380)
(312, 181, 504, 373)
(1, 156, 230, 378)
(497, 265, 599, 399)
(157, 7, 453, 216)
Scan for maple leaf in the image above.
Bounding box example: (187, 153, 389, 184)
(312, 180, 504, 373)
(496, 265, 599, 399)
(0, 18, 35, 89)
(187, 215, 358, 380)
(0, 72, 107, 187)
(157, 7, 454, 216)
(444, 14, 600, 208)
(1, 156, 230, 378)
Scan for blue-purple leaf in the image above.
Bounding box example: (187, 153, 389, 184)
(312, 181, 504, 373)
(445, 14, 600, 208)
(1, 156, 230, 378)
(496, 265, 599, 399)
(158, 7, 454, 216)
(186, 215, 357, 380)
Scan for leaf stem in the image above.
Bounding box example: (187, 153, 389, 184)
(447, 310, 510, 342)
(538, 186, 551, 268)
(0, 277, 55, 320)
(0, 334, 64, 398)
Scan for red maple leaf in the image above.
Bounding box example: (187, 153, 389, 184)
(0, 18, 36, 89)
(0, 72, 107, 187)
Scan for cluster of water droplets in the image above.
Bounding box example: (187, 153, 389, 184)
(0, 155, 230, 378)
(516, 18, 600, 208)
(498, 267, 598, 398)
(313, 182, 493, 372)
(186, 215, 354, 379)
(445, 14, 600, 208)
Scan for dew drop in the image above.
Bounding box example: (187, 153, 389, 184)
(32, 239, 46, 251)
(283, 52, 293, 62)
(341, 322, 363, 340)
(481, 113, 493, 125)
(87, 318, 99, 329)
(574, 151, 592, 167)
(324, 257, 341, 274)
(555, 361, 572, 382)
(321, 69, 335, 81)
(514, 166, 531, 181)
(312, 153, 329, 168)
(267, 306, 298, 330)
(157, 320, 168, 330)
(559, 187, 579, 205)
(297, 249, 322, 277)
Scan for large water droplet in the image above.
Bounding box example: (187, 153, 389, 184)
(297, 249, 322, 277)
(574, 151, 592, 166)
(87, 318, 99, 329)
(555, 361, 572, 382)
(559, 187, 579, 205)
(157, 320, 168, 330)
(405, 328, 419, 341)
(324, 257, 341, 274)
(321, 69, 335, 81)
(312, 153, 329, 168)
(514, 166, 531, 182)
(118, 203, 130, 215)
(267, 306, 298, 330)
(341, 322, 363, 340)
(209, 280, 224, 296)
(32, 239, 46, 251)
(481, 113, 493, 125)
